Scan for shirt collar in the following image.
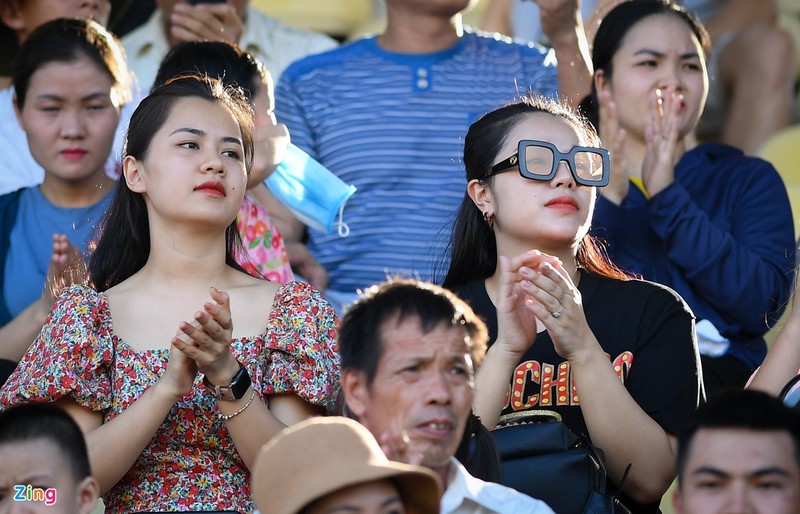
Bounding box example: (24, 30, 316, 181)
(440, 457, 486, 513)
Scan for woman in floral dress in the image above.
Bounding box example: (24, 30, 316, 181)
(0, 74, 340, 513)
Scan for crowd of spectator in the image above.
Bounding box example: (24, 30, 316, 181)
(1, 1, 800, 514)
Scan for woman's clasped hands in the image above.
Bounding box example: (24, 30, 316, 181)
(163, 286, 241, 399)
(496, 250, 597, 362)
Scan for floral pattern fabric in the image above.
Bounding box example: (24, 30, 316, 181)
(236, 194, 294, 283)
(0, 281, 339, 514)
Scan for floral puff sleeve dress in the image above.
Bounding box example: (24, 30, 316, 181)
(0, 281, 340, 514)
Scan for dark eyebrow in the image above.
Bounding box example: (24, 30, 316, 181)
(691, 467, 729, 479)
(82, 92, 113, 102)
(751, 467, 794, 479)
(169, 128, 242, 147)
(18, 472, 55, 483)
(170, 127, 205, 137)
(383, 497, 403, 508)
(632, 49, 701, 60)
(35, 91, 110, 102)
(398, 356, 430, 366)
(692, 466, 793, 479)
(222, 136, 242, 147)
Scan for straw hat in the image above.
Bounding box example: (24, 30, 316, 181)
(252, 417, 442, 514)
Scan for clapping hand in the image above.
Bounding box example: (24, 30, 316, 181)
(496, 251, 563, 358)
(171, 287, 240, 387)
(641, 86, 680, 197)
(169, 2, 245, 46)
(378, 430, 425, 467)
(163, 320, 201, 399)
(43, 234, 88, 307)
(504, 251, 598, 361)
(597, 88, 629, 204)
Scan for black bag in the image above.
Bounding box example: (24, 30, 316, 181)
(491, 413, 631, 514)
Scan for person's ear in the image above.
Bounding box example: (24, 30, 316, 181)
(76, 476, 100, 514)
(123, 155, 146, 194)
(340, 369, 369, 420)
(594, 69, 610, 95)
(12, 94, 23, 131)
(0, 1, 26, 32)
(467, 178, 495, 219)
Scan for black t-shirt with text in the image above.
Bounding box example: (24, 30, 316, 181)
(452, 272, 703, 514)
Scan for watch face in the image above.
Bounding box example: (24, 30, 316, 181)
(229, 366, 252, 400)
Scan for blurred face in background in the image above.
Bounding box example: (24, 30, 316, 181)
(15, 54, 119, 195)
(303, 479, 406, 514)
(383, 0, 477, 18)
(0, 0, 111, 41)
(0, 438, 99, 514)
(595, 13, 708, 143)
(674, 428, 800, 514)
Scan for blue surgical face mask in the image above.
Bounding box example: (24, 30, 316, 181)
(265, 143, 357, 236)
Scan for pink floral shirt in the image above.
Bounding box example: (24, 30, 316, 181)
(237, 194, 294, 283)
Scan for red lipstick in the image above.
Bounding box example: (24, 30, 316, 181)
(194, 180, 226, 197)
(61, 148, 87, 160)
(545, 196, 579, 211)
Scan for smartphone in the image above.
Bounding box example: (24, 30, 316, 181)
(187, 0, 227, 4)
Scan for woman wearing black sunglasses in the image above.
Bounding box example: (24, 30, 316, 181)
(442, 95, 702, 514)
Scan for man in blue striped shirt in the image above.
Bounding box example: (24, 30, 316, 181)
(275, 0, 591, 312)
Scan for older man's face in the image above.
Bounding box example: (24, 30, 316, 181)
(674, 428, 800, 514)
(343, 316, 474, 473)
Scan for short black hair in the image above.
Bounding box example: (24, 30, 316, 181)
(152, 40, 268, 99)
(676, 389, 800, 485)
(338, 279, 488, 386)
(0, 403, 92, 481)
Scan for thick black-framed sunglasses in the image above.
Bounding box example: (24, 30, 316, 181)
(487, 139, 610, 187)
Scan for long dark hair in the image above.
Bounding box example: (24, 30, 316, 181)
(579, 0, 711, 127)
(89, 74, 255, 291)
(443, 95, 627, 289)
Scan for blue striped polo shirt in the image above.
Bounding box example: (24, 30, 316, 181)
(276, 29, 559, 293)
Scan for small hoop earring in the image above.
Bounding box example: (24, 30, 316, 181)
(483, 211, 495, 230)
